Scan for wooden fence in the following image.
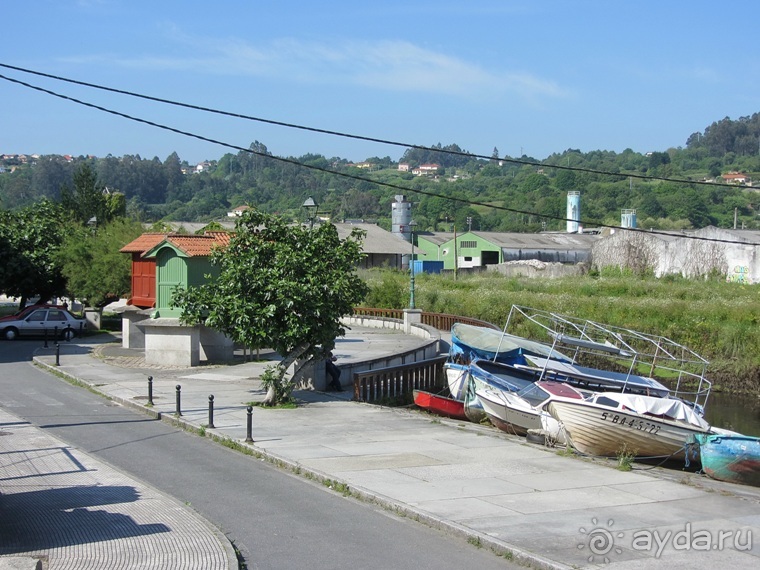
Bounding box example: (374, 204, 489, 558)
(352, 307, 498, 331)
(353, 355, 448, 404)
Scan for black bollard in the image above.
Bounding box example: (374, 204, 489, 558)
(43, 328, 48, 348)
(54, 326, 58, 341)
(55, 342, 60, 366)
(208, 395, 215, 429)
(175, 384, 182, 416)
(245, 405, 253, 443)
(147, 376, 154, 406)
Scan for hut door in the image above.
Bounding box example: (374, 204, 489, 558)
(157, 250, 186, 315)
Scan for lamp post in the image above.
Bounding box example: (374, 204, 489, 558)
(302, 196, 318, 229)
(409, 220, 418, 309)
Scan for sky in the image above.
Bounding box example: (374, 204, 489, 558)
(2, 1, 759, 165)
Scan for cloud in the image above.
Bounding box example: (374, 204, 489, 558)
(90, 30, 566, 103)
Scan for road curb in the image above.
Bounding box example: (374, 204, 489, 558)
(33, 354, 570, 570)
(32, 356, 240, 570)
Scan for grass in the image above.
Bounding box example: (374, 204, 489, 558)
(361, 269, 760, 394)
(616, 444, 637, 471)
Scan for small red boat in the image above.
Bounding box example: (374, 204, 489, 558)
(413, 390, 468, 421)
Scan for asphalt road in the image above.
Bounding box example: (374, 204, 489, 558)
(0, 341, 519, 570)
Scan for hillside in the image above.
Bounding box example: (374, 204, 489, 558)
(2, 114, 760, 232)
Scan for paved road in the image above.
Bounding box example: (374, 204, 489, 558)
(0, 341, 518, 569)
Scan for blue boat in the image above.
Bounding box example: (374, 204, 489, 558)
(694, 433, 760, 487)
(450, 323, 571, 366)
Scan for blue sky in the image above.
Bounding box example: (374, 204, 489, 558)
(2, 1, 759, 165)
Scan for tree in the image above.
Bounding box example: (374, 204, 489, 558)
(60, 163, 110, 225)
(56, 218, 143, 308)
(171, 209, 369, 405)
(0, 200, 68, 308)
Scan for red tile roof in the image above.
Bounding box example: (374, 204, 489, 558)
(123, 231, 233, 257)
(120, 233, 169, 253)
(161, 232, 232, 257)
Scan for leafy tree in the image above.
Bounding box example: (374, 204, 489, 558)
(0, 200, 68, 308)
(171, 209, 369, 404)
(56, 218, 143, 308)
(60, 163, 110, 225)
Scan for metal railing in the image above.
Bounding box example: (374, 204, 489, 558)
(353, 355, 448, 403)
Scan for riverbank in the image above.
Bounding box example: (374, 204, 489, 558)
(362, 269, 760, 394)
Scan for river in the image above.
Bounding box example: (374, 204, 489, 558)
(704, 391, 760, 437)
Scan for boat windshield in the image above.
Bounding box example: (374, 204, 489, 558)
(516, 383, 550, 407)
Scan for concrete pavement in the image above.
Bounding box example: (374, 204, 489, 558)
(0, 406, 237, 570)
(5, 327, 760, 569)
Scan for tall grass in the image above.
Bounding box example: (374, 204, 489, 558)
(359, 268, 760, 393)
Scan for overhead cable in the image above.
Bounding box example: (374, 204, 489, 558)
(0, 71, 758, 247)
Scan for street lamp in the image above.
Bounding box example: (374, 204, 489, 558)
(302, 196, 318, 229)
(409, 220, 418, 309)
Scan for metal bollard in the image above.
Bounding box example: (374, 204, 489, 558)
(54, 326, 58, 341)
(175, 384, 182, 416)
(208, 395, 215, 429)
(55, 342, 60, 366)
(245, 405, 253, 443)
(43, 328, 48, 348)
(147, 376, 154, 406)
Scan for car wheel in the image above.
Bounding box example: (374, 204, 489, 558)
(3, 328, 19, 341)
(62, 328, 75, 341)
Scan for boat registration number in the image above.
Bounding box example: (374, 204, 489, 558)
(600, 412, 661, 435)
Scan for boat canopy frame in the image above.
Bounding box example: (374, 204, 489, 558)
(502, 305, 712, 412)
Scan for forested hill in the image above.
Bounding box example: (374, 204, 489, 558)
(2, 114, 760, 233)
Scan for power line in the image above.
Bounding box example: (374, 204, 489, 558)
(1, 70, 759, 247)
(0, 62, 750, 191)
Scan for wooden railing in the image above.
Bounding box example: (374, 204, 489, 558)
(353, 355, 448, 403)
(352, 307, 498, 331)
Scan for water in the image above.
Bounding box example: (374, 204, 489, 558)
(704, 391, 760, 437)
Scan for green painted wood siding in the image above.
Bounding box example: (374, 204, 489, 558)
(156, 249, 187, 317)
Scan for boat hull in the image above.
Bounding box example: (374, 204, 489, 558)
(477, 388, 537, 436)
(695, 434, 760, 487)
(548, 399, 710, 458)
(444, 362, 469, 401)
(413, 390, 468, 421)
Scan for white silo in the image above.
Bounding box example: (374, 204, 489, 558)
(567, 191, 580, 233)
(621, 209, 637, 229)
(392, 195, 412, 242)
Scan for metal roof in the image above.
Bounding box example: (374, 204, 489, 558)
(418, 231, 600, 250)
(333, 222, 411, 254)
(138, 221, 409, 256)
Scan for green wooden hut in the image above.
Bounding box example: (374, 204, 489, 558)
(141, 232, 232, 317)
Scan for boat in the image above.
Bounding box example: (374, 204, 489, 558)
(413, 389, 468, 421)
(548, 392, 713, 459)
(463, 358, 539, 423)
(693, 433, 760, 487)
(450, 322, 570, 366)
(502, 305, 713, 416)
(444, 361, 469, 400)
(518, 355, 671, 398)
(476, 381, 589, 443)
(469, 358, 536, 393)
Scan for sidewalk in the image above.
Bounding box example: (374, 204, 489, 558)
(0, 407, 237, 570)
(18, 331, 760, 568)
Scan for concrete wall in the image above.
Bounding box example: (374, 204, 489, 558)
(591, 229, 742, 280)
(141, 319, 200, 366)
(488, 260, 589, 279)
(199, 326, 235, 362)
(121, 310, 150, 349)
(295, 312, 442, 391)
